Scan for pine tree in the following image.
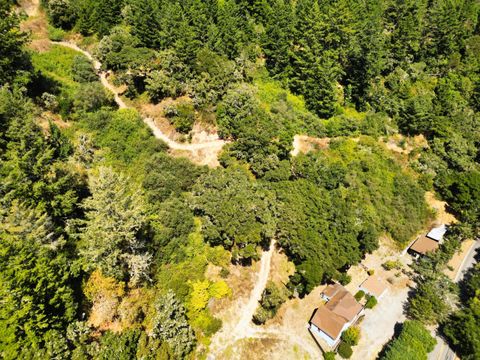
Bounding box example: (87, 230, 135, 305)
(75, 167, 150, 284)
(151, 291, 196, 358)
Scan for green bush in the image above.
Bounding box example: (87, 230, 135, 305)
(337, 342, 353, 359)
(367, 269, 375, 276)
(383, 260, 402, 271)
(380, 320, 436, 360)
(47, 25, 66, 41)
(164, 102, 196, 134)
(341, 326, 360, 346)
(337, 273, 352, 286)
(324, 351, 336, 360)
(365, 295, 378, 309)
(354, 290, 365, 301)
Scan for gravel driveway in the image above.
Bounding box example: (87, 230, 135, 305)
(352, 285, 409, 360)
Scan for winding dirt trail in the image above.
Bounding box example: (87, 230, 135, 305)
(52, 41, 228, 153)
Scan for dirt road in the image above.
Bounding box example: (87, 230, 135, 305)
(51, 41, 229, 154)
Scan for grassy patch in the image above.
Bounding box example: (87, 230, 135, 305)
(31, 45, 90, 92)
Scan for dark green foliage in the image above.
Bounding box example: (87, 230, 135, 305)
(442, 262, 480, 359)
(275, 140, 430, 294)
(0, 202, 77, 358)
(0, 1, 30, 85)
(96, 330, 141, 360)
(380, 320, 436, 360)
(71, 55, 97, 83)
(164, 101, 196, 134)
(354, 290, 365, 301)
(253, 281, 290, 324)
(143, 153, 206, 204)
(365, 295, 377, 309)
(337, 342, 353, 359)
(45, 0, 76, 29)
(191, 166, 275, 263)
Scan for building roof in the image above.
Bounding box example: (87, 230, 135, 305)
(310, 284, 363, 340)
(310, 306, 346, 340)
(410, 235, 439, 255)
(359, 276, 388, 298)
(427, 224, 447, 242)
(325, 288, 363, 322)
(322, 283, 343, 298)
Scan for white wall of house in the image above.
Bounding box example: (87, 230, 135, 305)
(309, 323, 340, 348)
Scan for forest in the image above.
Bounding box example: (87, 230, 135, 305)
(1, 0, 479, 358)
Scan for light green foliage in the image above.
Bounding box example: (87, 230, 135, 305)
(383, 260, 402, 271)
(380, 320, 436, 360)
(354, 290, 365, 301)
(31, 45, 86, 92)
(191, 166, 275, 262)
(47, 25, 66, 41)
(156, 218, 230, 299)
(83, 109, 168, 168)
(324, 352, 336, 360)
(75, 167, 150, 285)
(342, 326, 361, 346)
(186, 279, 230, 336)
(151, 291, 196, 358)
(164, 101, 196, 133)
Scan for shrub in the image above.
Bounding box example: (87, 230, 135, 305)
(380, 320, 436, 360)
(164, 102, 196, 134)
(354, 290, 365, 301)
(341, 326, 360, 346)
(337, 342, 353, 359)
(47, 25, 66, 41)
(72, 56, 97, 83)
(365, 295, 378, 309)
(73, 82, 112, 113)
(367, 269, 375, 276)
(324, 351, 336, 360)
(383, 260, 402, 271)
(337, 273, 352, 286)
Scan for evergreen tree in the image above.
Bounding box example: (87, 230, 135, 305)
(75, 167, 150, 285)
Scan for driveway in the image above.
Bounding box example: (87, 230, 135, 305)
(352, 284, 409, 360)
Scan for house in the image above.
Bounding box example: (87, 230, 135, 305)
(309, 284, 363, 348)
(408, 224, 447, 257)
(409, 235, 439, 256)
(359, 275, 388, 299)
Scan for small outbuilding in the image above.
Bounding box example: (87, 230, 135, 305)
(426, 224, 447, 243)
(359, 275, 388, 299)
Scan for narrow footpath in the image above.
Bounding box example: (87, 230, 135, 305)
(52, 41, 228, 153)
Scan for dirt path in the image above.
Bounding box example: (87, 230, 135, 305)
(208, 240, 277, 359)
(18, 0, 39, 16)
(51, 41, 229, 154)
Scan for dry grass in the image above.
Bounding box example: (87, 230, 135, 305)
(291, 135, 331, 156)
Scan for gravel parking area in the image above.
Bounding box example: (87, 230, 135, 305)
(352, 278, 410, 360)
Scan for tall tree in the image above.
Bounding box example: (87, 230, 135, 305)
(75, 167, 150, 285)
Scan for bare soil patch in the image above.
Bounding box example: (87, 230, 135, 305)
(291, 134, 330, 156)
